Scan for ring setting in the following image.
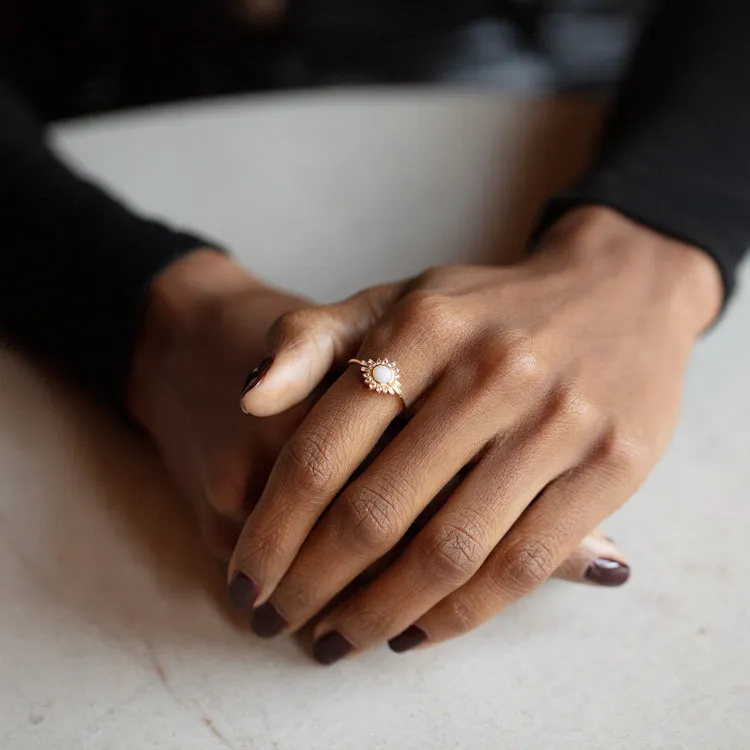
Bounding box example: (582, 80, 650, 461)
(348, 358, 404, 402)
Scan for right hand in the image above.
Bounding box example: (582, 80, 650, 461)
(127, 250, 629, 611)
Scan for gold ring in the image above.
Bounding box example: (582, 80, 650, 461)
(348, 358, 405, 410)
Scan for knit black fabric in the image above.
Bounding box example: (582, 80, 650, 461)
(0, 84, 210, 410)
(537, 0, 750, 301)
(1, 0, 749, 416)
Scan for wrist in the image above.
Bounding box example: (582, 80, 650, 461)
(538, 206, 724, 338)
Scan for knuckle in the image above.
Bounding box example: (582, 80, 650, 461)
(275, 581, 317, 618)
(421, 523, 486, 583)
(268, 310, 295, 346)
(271, 309, 318, 351)
(348, 604, 394, 638)
(401, 289, 461, 335)
(501, 536, 557, 591)
(205, 457, 246, 520)
(234, 527, 283, 572)
(275, 309, 307, 336)
(414, 265, 448, 287)
(281, 431, 338, 493)
(339, 477, 410, 550)
(598, 428, 648, 480)
(207, 484, 243, 520)
(501, 344, 544, 387)
(475, 334, 545, 393)
(439, 596, 478, 636)
(548, 386, 597, 432)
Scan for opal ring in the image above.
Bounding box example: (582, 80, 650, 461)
(348, 358, 405, 410)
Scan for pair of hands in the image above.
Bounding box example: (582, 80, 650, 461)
(129, 206, 721, 664)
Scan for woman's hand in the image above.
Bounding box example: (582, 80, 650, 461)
(230, 206, 722, 663)
(127, 250, 629, 587)
(127, 251, 315, 562)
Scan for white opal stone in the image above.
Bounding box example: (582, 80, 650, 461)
(372, 364, 394, 385)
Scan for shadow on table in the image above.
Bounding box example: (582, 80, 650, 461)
(0, 347, 297, 662)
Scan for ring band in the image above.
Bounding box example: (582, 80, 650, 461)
(348, 358, 405, 410)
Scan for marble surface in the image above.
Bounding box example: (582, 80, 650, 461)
(1, 91, 749, 749)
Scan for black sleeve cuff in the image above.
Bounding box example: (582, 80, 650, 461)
(533, 0, 750, 310)
(1, 86, 224, 414)
(535, 166, 745, 303)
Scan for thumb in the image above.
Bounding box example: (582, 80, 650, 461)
(240, 282, 406, 417)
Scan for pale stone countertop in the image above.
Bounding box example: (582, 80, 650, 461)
(1, 91, 748, 749)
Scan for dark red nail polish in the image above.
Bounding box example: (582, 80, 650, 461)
(251, 602, 288, 638)
(240, 358, 273, 400)
(388, 626, 428, 653)
(313, 632, 355, 665)
(228, 572, 260, 611)
(585, 559, 630, 587)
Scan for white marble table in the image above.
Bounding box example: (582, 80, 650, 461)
(1, 91, 749, 749)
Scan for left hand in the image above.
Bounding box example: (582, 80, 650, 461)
(231, 207, 722, 663)
(127, 251, 314, 563)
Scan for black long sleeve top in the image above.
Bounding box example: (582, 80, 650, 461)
(0, 82, 207, 409)
(1, 0, 749, 416)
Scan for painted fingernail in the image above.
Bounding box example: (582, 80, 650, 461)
(228, 572, 260, 611)
(251, 602, 288, 638)
(313, 632, 355, 666)
(388, 626, 428, 654)
(585, 559, 631, 587)
(240, 358, 274, 404)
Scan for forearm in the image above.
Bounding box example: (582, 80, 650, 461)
(537, 0, 750, 305)
(0, 82, 219, 414)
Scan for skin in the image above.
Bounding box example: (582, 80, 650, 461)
(229, 206, 722, 661)
(128, 252, 312, 560)
(128, 240, 630, 596)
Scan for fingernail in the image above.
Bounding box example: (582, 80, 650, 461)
(585, 559, 630, 587)
(240, 358, 273, 403)
(228, 572, 260, 611)
(388, 625, 428, 654)
(251, 602, 288, 639)
(313, 631, 355, 666)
